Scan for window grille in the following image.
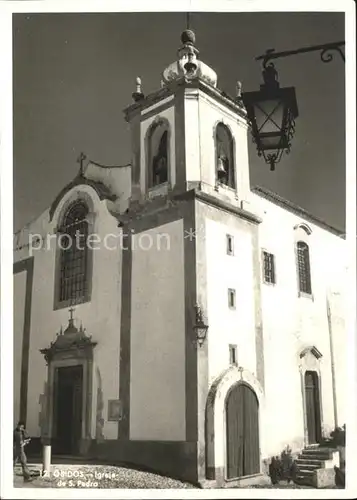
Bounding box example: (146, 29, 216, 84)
(59, 201, 89, 303)
(263, 251, 276, 284)
(297, 241, 312, 294)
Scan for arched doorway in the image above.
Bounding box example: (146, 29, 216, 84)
(40, 310, 97, 455)
(225, 382, 260, 479)
(304, 371, 322, 444)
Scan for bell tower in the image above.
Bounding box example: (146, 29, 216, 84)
(118, 28, 261, 485)
(123, 29, 252, 211)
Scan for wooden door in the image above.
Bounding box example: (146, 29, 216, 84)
(71, 368, 83, 454)
(226, 383, 260, 479)
(304, 371, 322, 444)
(53, 365, 83, 454)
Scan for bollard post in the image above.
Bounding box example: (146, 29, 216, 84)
(42, 443, 51, 475)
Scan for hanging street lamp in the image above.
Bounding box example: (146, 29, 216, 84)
(242, 62, 298, 171)
(193, 303, 209, 347)
(242, 40, 345, 171)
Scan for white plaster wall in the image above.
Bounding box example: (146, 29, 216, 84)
(184, 91, 201, 182)
(253, 191, 347, 456)
(201, 189, 346, 461)
(328, 288, 347, 427)
(13, 271, 27, 426)
(204, 212, 257, 384)
(86, 206, 122, 440)
(13, 184, 122, 440)
(85, 162, 131, 215)
(140, 104, 176, 193)
(130, 219, 186, 441)
(184, 89, 250, 202)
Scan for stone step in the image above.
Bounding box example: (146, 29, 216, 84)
(299, 452, 330, 460)
(295, 458, 323, 467)
(297, 469, 315, 476)
(296, 462, 321, 471)
(299, 456, 329, 464)
(301, 448, 331, 456)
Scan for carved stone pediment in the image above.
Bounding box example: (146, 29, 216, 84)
(40, 309, 97, 365)
(299, 345, 323, 360)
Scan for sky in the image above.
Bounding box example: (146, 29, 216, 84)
(12, 11, 346, 232)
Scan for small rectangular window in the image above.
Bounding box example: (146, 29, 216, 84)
(263, 251, 276, 285)
(228, 288, 236, 309)
(229, 344, 238, 365)
(226, 234, 234, 256)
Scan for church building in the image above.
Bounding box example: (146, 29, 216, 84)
(13, 29, 347, 487)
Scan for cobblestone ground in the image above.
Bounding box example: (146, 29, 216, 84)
(14, 464, 197, 489)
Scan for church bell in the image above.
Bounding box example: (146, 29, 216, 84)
(217, 156, 226, 178)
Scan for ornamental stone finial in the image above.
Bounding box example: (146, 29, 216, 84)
(181, 29, 196, 46)
(236, 81, 242, 98)
(77, 152, 87, 176)
(132, 76, 144, 102)
(235, 80, 245, 108)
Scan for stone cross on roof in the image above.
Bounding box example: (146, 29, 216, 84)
(77, 152, 87, 176)
(64, 306, 78, 334)
(69, 306, 75, 321)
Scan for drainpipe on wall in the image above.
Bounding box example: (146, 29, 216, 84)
(326, 290, 338, 429)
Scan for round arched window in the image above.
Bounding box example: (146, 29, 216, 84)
(216, 123, 235, 189)
(58, 200, 89, 303)
(148, 121, 169, 187)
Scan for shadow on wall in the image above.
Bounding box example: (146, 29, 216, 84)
(96, 367, 105, 442)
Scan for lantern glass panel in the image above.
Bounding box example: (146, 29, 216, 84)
(260, 137, 280, 150)
(254, 99, 284, 134)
